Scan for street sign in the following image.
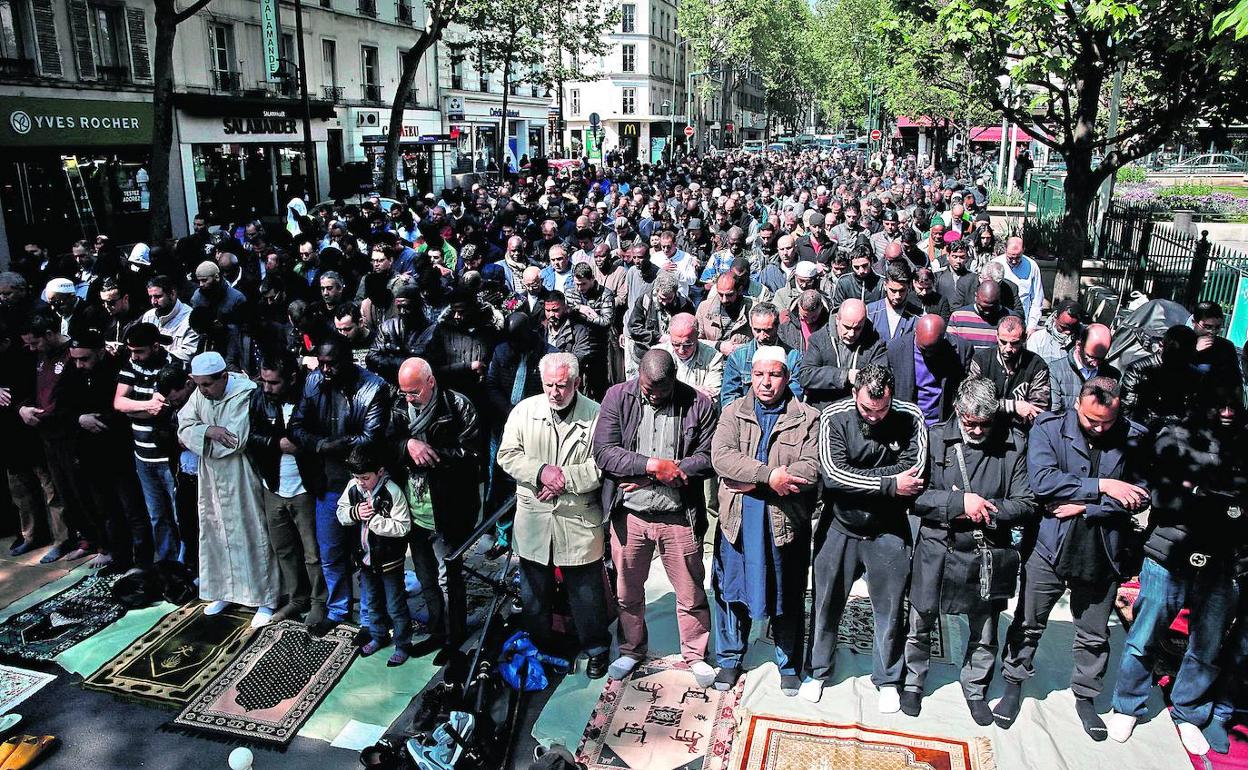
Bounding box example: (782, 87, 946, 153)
(260, 0, 282, 77)
(586, 129, 601, 161)
(684, 126, 695, 137)
(869, 128, 883, 142)
(588, 112, 600, 127)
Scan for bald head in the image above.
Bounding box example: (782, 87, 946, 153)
(974, 279, 1001, 313)
(398, 357, 435, 405)
(835, 298, 868, 345)
(883, 241, 903, 261)
(915, 313, 946, 351)
(668, 312, 697, 339)
(1081, 323, 1112, 365)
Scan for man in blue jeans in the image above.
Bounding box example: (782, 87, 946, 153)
(113, 322, 183, 564)
(1107, 390, 1248, 756)
(290, 339, 389, 637)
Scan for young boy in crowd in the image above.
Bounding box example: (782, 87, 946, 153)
(337, 444, 413, 666)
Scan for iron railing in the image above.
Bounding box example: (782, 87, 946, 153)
(211, 70, 243, 93)
(362, 83, 382, 103)
(322, 85, 344, 101)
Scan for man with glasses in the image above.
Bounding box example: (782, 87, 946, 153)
(1191, 301, 1243, 395)
(1049, 323, 1119, 413)
(98, 279, 137, 356)
(902, 378, 1035, 724)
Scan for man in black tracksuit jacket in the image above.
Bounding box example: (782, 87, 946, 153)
(807, 364, 928, 710)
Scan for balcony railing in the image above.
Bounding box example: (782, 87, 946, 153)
(322, 85, 344, 101)
(0, 56, 36, 76)
(97, 65, 130, 84)
(211, 70, 243, 93)
(357, 0, 376, 16)
(397, 1, 412, 23)
(362, 83, 382, 103)
(268, 76, 297, 97)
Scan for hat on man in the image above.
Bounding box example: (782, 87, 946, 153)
(195, 261, 220, 279)
(69, 329, 105, 350)
(128, 243, 152, 266)
(124, 322, 164, 347)
(44, 278, 76, 299)
(882, 209, 899, 223)
(190, 351, 227, 377)
(687, 218, 703, 231)
(752, 345, 788, 368)
(795, 261, 819, 279)
(808, 212, 826, 227)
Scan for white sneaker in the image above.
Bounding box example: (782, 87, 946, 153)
(1106, 712, 1137, 743)
(608, 655, 640, 680)
(203, 600, 230, 616)
(1178, 721, 1210, 756)
(798, 678, 824, 703)
(689, 660, 716, 688)
(878, 686, 901, 714)
(250, 606, 275, 629)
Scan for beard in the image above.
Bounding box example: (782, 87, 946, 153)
(960, 425, 990, 446)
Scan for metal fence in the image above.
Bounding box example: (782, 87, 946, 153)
(1023, 174, 1066, 220)
(1096, 204, 1248, 317)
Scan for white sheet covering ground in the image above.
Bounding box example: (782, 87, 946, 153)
(531, 550, 1191, 770)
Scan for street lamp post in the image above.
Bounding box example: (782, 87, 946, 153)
(662, 99, 673, 163)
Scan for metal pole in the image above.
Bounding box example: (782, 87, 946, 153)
(294, 0, 318, 201)
(1094, 61, 1124, 253)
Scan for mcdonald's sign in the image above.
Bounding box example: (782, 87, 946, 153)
(619, 122, 640, 138)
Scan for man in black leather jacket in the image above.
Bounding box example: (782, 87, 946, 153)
(248, 357, 328, 626)
(290, 338, 389, 634)
(366, 284, 428, 384)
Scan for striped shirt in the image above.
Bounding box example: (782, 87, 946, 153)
(946, 308, 999, 349)
(118, 352, 170, 463)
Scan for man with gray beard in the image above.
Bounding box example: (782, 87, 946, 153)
(901, 378, 1035, 725)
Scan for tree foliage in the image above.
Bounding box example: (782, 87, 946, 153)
(897, 0, 1248, 299)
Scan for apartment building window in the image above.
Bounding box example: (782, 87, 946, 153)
(621, 44, 634, 73)
(361, 44, 379, 101)
(397, 0, 412, 23)
(90, 3, 125, 76)
(0, 0, 33, 64)
(622, 87, 635, 115)
(451, 55, 463, 89)
(321, 39, 341, 100)
(621, 3, 634, 32)
(570, 88, 580, 115)
(208, 23, 238, 90)
(357, 0, 376, 17)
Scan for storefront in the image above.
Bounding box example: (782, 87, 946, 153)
(346, 107, 446, 198)
(0, 95, 156, 257)
(174, 95, 333, 230)
(445, 95, 550, 181)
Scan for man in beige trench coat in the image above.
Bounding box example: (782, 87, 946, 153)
(497, 351, 613, 678)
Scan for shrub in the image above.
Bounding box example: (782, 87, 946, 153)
(1116, 165, 1148, 183)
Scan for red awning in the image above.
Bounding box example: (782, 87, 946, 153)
(969, 125, 1033, 143)
(895, 116, 934, 128)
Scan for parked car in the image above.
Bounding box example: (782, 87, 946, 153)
(742, 140, 765, 153)
(1165, 153, 1244, 172)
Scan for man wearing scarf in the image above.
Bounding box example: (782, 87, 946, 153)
(709, 346, 821, 694)
(387, 357, 481, 662)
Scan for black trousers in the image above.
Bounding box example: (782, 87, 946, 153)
(1001, 551, 1118, 699)
(905, 606, 1000, 700)
(518, 556, 612, 658)
(809, 526, 911, 687)
(78, 442, 149, 568)
(408, 525, 470, 646)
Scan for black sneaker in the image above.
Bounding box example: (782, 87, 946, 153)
(993, 682, 1022, 729)
(900, 690, 923, 717)
(585, 652, 609, 680)
(1076, 697, 1107, 741)
(967, 699, 993, 726)
(713, 667, 742, 692)
(307, 619, 338, 638)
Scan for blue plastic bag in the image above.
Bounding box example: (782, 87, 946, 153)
(498, 631, 570, 692)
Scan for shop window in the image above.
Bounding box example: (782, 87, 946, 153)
(621, 3, 634, 33)
(89, 3, 126, 81)
(622, 87, 635, 116)
(622, 44, 634, 73)
(570, 88, 579, 115)
(361, 44, 379, 102)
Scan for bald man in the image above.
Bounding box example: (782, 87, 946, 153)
(385, 356, 481, 660)
(497, 235, 529, 293)
(514, 265, 547, 316)
(992, 237, 1045, 333)
(1048, 323, 1119, 412)
(655, 313, 725, 401)
(885, 314, 974, 426)
(947, 279, 1019, 350)
(800, 298, 887, 411)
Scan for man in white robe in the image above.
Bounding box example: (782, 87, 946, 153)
(178, 352, 280, 628)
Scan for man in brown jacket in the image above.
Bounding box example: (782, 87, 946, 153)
(709, 345, 821, 694)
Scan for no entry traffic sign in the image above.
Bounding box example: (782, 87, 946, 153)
(869, 128, 883, 142)
(684, 126, 695, 137)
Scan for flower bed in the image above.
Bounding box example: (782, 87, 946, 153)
(1115, 182, 1248, 219)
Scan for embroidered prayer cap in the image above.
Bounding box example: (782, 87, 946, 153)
(190, 351, 227, 376)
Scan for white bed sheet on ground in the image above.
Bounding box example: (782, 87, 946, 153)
(530, 549, 1190, 770)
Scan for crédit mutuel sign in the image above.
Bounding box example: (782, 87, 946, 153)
(5, 97, 152, 147)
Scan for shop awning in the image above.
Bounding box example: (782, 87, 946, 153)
(174, 92, 335, 120)
(361, 134, 455, 146)
(969, 125, 1033, 143)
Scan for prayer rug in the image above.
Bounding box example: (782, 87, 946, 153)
(0, 575, 122, 661)
(575, 655, 743, 770)
(0, 665, 55, 713)
(766, 595, 947, 663)
(83, 603, 253, 706)
(730, 715, 996, 770)
(171, 620, 359, 747)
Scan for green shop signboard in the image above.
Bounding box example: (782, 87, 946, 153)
(4, 97, 153, 147)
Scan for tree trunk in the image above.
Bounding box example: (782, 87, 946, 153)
(382, 31, 432, 198)
(147, 2, 178, 243)
(498, 48, 513, 177)
(1053, 161, 1097, 302)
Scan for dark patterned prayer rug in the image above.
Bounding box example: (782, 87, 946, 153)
(765, 594, 947, 663)
(576, 655, 744, 770)
(170, 620, 358, 747)
(84, 602, 253, 706)
(0, 575, 123, 661)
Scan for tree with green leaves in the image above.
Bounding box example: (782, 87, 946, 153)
(147, 0, 217, 241)
(898, 0, 1248, 300)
